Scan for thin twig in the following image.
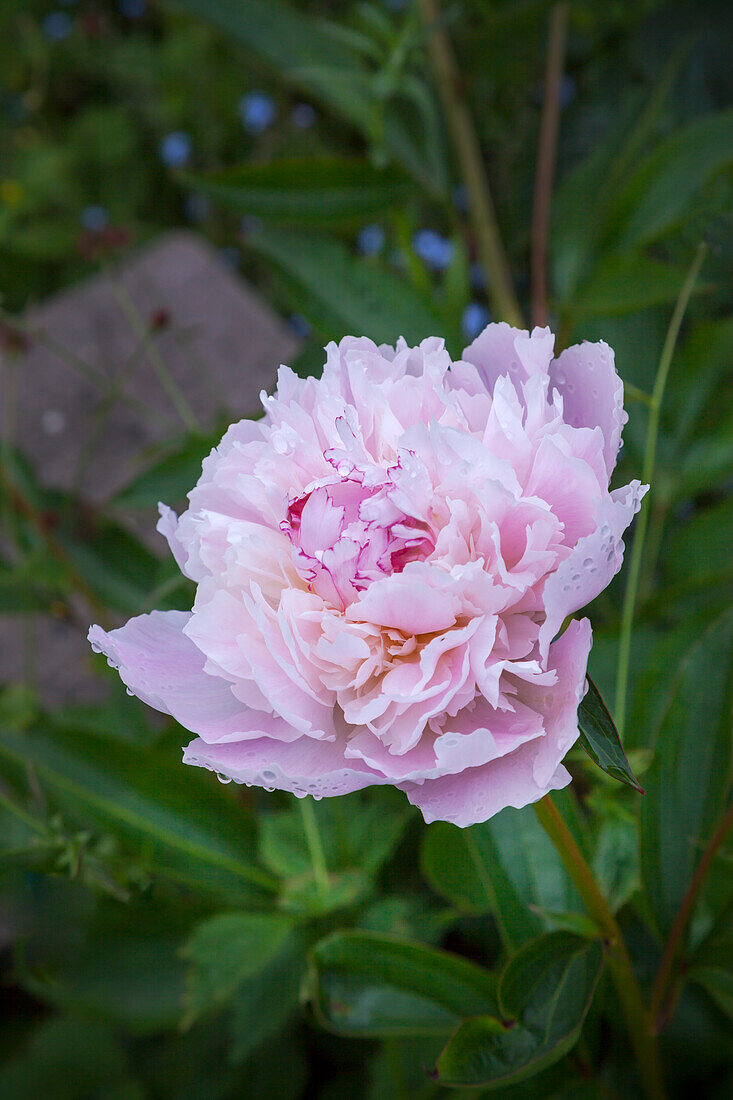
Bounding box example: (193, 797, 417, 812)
(535, 795, 666, 1100)
(531, 2, 569, 328)
(649, 801, 733, 1032)
(109, 278, 201, 433)
(417, 0, 524, 328)
(614, 243, 707, 737)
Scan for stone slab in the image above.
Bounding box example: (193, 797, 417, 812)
(1, 231, 302, 705)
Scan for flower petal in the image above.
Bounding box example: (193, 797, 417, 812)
(549, 339, 627, 476)
(182, 734, 386, 797)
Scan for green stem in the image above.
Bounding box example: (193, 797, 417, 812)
(298, 796, 330, 896)
(417, 0, 524, 328)
(649, 800, 733, 1031)
(109, 278, 201, 433)
(613, 243, 706, 736)
(535, 795, 666, 1100)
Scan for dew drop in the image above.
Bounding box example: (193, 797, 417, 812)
(262, 769, 277, 781)
(216, 772, 232, 784)
(582, 557, 594, 568)
(125, 687, 134, 696)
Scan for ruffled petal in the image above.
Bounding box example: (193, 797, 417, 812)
(549, 339, 627, 477)
(183, 734, 386, 797)
(88, 611, 301, 744)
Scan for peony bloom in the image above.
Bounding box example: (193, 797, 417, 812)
(89, 324, 644, 827)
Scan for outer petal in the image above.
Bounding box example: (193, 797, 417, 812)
(461, 323, 554, 395)
(549, 339, 627, 477)
(88, 611, 301, 744)
(399, 620, 591, 827)
(538, 480, 646, 660)
(182, 734, 386, 797)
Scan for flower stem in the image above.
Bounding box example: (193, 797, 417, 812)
(613, 243, 707, 737)
(649, 800, 733, 1032)
(535, 795, 666, 1100)
(530, 2, 569, 328)
(298, 795, 330, 896)
(417, 0, 524, 329)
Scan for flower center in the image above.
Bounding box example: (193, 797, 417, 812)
(282, 475, 433, 610)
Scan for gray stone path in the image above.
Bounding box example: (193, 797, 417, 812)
(0, 231, 303, 705)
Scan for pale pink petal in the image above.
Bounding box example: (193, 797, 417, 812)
(88, 611, 297, 744)
(538, 481, 646, 660)
(183, 734, 385, 797)
(549, 339, 627, 476)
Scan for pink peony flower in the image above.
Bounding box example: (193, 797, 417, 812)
(89, 324, 645, 827)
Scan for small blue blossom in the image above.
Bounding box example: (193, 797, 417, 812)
(239, 92, 276, 134)
(183, 192, 210, 223)
(356, 224, 385, 256)
(462, 302, 490, 340)
(291, 102, 316, 130)
(218, 246, 241, 270)
(159, 131, 191, 168)
(470, 261, 486, 290)
(42, 11, 73, 39)
(452, 184, 469, 213)
(288, 314, 311, 338)
(118, 0, 147, 17)
(413, 229, 454, 271)
(80, 205, 109, 231)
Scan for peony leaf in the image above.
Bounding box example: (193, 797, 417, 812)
(182, 911, 294, 1023)
(577, 675, 643, 792)
(640, 610, 733, 938)
(179, 157, 411, 227)
(306, 930, 498, 1037)
(434, 933, 603, 1088)
(246, 227, 442, 346)
(421, 796, 584, 950)
(0, 724, 275, 902)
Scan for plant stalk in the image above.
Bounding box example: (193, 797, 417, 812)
(649, 800, 733, 1031)
(535, 795, 666, 1100)
(418, 0, 524, 328)
(298, 795, 330, 896)
(613, 243, 707, 736)
(530, 2, 569, 328)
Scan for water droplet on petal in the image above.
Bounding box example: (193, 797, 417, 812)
(216, 772, 232, 784)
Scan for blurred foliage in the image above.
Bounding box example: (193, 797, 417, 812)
(1, 0, 732, 1097)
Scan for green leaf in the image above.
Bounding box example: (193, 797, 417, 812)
(0, 1016, 141, 1100)
(0, 725, 275, 902)
(421, 798, 583, 950)
(230, 934, 306, 1064)
(180, 158, 411, 226)
(661, 498, 733, 591)
(572, 253, 708, 317)
(110, 432, 218, 511)
(247, 228, 441, 345)
(578, 675, 643, 791)
(640, 610, 733, 938)
(606, 108, 733, 249)
(259, 789, 410, 880)
(689, 966, 733, 1019)
(183, 911, 294, 1022)
(306, 930, 498, 1037)
(591, 815, 640, 914)
(434, 933, 603, 1088)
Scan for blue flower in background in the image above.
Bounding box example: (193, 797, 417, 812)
(159, 131, 192, 168)
(183, 192, 210, 223)
(42, 11, 72, 39)
(239, 92, 276, 134)
(288, 314, 312, 338)
(413, 229, 453, 271)
(119, 0, 147, 18)
(462, 302, 490, 340)
(291, 102, 316, 130)
(356, 224, 385, 256)
(80, 206, 109, 231)
(470, 261, 486, 290)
